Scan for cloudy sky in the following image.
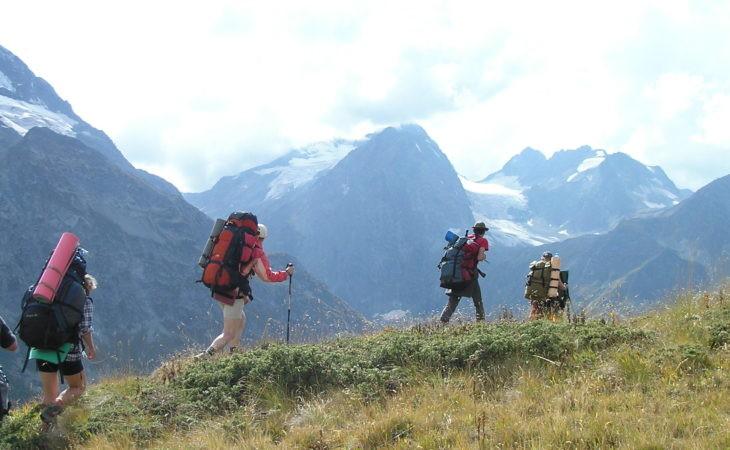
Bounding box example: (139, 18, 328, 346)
(1, 1, 729, 191)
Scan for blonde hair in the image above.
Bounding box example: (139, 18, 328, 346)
(84, 274, 98, 294)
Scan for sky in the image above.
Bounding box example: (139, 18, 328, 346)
(1, 0, 729, 192)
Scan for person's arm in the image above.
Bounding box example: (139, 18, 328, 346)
(252, 258, 289, 283)
(0, 317, 17, 352)
(477, 247, 486, 261)
(79, 298, 96, 360)
(81, 332, 95, 360)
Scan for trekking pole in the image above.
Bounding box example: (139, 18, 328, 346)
(286, 264, 293, 344)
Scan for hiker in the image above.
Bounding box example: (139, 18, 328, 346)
(440, 222, 489, 323)
(32, 258, 98, 427)
(1, 314, 18, 421)
(197, 222, 294, 357)
(525, 251, 566, 320)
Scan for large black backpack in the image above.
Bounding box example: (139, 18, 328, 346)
(18, 271, 86, 353)
(438, 235, 471, 290)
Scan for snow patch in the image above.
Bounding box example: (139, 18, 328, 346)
(0, 95, 77, 137)
(643, 200, 665, 209)
(558, 229, 569, 236)
(0, 71, 13, 92)
(576, 155, 605, 172)
(257, 141, 355, 200)
(414, 143, 422, 153)
(488, 219, 559, 247)
(483, 174, 524, 191)
(379, 309, 409, 321)
(567, 153, 606, 182)
(459, 176, 525, 200)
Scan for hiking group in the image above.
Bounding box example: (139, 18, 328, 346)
(0, 211, 293, 428)
(1, 211, 569, 428)
(438, 222, 570, 322)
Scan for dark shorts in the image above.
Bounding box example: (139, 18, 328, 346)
(36, 359, 84, 377)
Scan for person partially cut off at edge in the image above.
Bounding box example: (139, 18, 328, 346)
(197, 223, 294, 357)
(440, 222, 489, 323)
(1, 313, 18, 421)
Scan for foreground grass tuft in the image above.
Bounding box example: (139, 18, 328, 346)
(1, 287, 728, 449)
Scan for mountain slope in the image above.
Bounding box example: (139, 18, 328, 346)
(184, 140, 357, 218)
(484, 175, 729, 311)
(0, 45, 181, 199)
(3, 289, 727, 449)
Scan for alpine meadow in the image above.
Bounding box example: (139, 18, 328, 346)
(1, 2, 730, 449)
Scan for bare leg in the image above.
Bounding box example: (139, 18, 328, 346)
(57, 371, 86, 406)
(39, 371, 61, 406)
(208, 317, 243, 352)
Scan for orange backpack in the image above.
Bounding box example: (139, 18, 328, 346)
(201, 212, 259, 298)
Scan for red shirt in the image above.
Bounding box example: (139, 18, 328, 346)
(214, 242, 288, 305)
(461, 234, 489, 273)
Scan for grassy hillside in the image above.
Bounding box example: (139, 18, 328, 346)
(1, 287, 729, 449)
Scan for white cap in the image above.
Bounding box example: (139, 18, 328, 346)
(257, 224, 268, 239)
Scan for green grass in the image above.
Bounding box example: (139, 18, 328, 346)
(1, 287, 728, 449)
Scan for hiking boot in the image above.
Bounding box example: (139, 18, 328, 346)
(40, 404, 63, 425)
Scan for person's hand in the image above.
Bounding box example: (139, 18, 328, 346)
(86, 347, 96, 360)
(285, 264, 295, 276)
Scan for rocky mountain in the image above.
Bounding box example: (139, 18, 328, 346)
(185, 139, 358, 218)
(483, 174, 729, 314)
(188, 125, 475, 316)
(464, 146, 692, 246)
(0, 45, 179, 198)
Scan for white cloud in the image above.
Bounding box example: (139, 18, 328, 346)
(1, 0, 729, 191)
(694, 92, 730, 147)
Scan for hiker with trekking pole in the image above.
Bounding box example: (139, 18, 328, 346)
(197, 213, 294, 358)
(438, 222, 490, 323)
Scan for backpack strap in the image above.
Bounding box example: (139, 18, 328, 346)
(20, 345, 31, 373)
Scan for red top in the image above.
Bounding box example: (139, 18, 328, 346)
(461, 234, 489, 273)
(250, 246, 288, 282)
(214, 242, 288, 305)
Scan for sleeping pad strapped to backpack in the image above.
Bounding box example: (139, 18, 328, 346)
(201, 211, 259, 297)
(18, 250, 88, 371)
(438, 235, 473, 290)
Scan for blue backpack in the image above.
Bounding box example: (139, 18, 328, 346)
(438, 233, 471, 290)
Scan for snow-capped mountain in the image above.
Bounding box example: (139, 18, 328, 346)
(185, 139, 357, 218)
(189, 124, 475, 316)
(485, 174, 730, 312)
(464, 146, 692, 246)
(0, 44, 180, 197)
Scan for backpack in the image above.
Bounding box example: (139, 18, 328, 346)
(524, 260, 553, 301)
(18, 271, 87, 352)
(0, 366, 9, 421)
(438, 235, 473, 290)
(201, 211, 259, 297)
